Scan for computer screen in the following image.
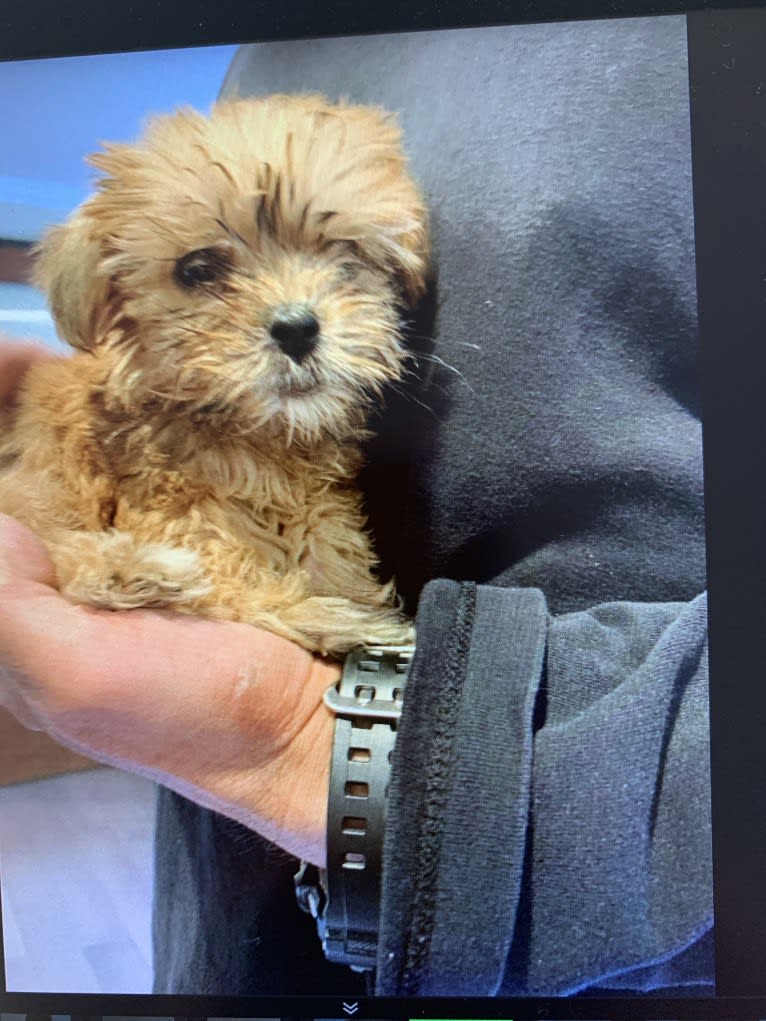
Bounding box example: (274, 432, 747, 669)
(0, 1, 764, 1018)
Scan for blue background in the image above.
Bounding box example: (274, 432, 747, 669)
(0, 45, 237, 348)
(0, 45, 237, 241)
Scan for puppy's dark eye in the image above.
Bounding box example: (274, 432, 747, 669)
(173, 248, 229, 289)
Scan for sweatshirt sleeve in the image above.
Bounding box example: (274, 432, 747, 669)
(375, 579, 712, 996)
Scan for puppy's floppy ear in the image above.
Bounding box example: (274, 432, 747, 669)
(332, 102, 430, 308)
(33, 208, 112, 351)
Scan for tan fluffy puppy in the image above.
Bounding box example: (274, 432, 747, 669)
(0, 95, 428, 656)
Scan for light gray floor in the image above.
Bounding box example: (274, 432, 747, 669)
(0, 767, 155, 993)
(0, 292, 154, 994)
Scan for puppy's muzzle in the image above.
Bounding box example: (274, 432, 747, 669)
(270, 305, 320, 365)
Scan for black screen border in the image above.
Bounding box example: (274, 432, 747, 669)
(0, 0, 762, 61)
(1, 1, 766, 1016)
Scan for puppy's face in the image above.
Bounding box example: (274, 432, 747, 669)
(36, 95, 428, 442)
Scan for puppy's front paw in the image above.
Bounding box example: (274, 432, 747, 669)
(364, 619, 417, 648)
(94, 546, 211, 609)
(55, 531, 211, 610)
(274, 595, 415, 656)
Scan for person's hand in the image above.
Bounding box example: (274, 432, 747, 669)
(0, 513, 339, 865)
(0, 341, 339, 866)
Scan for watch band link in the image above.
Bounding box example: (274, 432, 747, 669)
(295, 644, 414, 971)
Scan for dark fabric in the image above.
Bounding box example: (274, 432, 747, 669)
(153, 15, 711, 997)
(152, 786, 365, 994)
(515, 594, 711, 995)
(378, 586, 710, 996)
(377, 581, 548, 994)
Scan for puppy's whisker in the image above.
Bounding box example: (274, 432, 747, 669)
(417, 352, 464, 375)
(409, 351, 474, 392)
(387, 382, 438, 418)
(399, 360, 453, 398)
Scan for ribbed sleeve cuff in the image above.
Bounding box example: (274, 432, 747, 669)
(375, 579, 548, 995)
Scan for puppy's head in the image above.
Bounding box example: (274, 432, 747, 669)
(35, 94, 429, 442)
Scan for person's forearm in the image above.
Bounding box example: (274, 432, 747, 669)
(373, 581, 711, 997)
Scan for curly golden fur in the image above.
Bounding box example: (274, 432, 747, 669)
(0, 95, 428, 655)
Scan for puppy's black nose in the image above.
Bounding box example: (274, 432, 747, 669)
(270, 309, 320, 364)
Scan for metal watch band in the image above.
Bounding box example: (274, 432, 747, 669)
(295, 644, 414, 971)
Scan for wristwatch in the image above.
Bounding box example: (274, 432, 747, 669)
(294, 644, 414, 971)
